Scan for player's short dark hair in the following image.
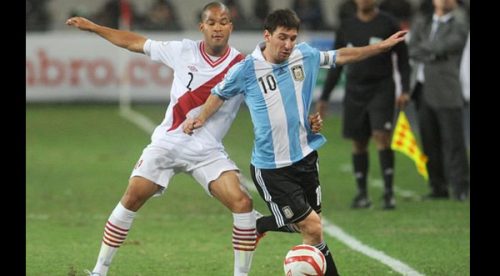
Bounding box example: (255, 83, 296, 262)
(200, 2, 230, 22)
(263, 9, 301, 34)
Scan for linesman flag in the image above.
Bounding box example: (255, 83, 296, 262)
(391, 111, 428, 181)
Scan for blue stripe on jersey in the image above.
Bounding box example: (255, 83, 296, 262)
(273, 62, 303, 162)
(295, 44, 327, 150)
(248, 59, 276, 166)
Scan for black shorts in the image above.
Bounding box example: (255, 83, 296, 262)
(342, 78, 395, 140)
(250, 151, 322, 228)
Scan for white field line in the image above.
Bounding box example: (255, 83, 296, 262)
(119, 106, 157, 134)
(120, 109, 425, 276)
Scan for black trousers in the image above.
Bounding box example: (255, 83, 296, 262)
(413, 83, 470, 197)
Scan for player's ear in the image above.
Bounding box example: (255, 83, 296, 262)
(264, 30, 271, 42)
(199, 22, 204, 32)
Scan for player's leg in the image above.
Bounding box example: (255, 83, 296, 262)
(252, 151, 340, 275)
(417, 103, 448, 198)
(90, 176, 161, 275)
(191, 160, 256, 276)
(436, 108, 470, 200)
(351, 138, 370, 208)
(250, 165, 301, 236)
(296, 212, 340, 276)
(369, 83, 397, 209)
(255, 215, 301, 234)
(343, 97, 372, 209)
(372, 129, 396, 209)
(89, 145, 173, 276)
(298, 151, 340, 276)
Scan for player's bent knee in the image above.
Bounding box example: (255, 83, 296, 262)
(121, 178, 159, 211)
(297, 213, 323, 238)
(230, 194, 253, 213)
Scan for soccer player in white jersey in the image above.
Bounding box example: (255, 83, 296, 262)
(184, 9, 407, 276)
(66, 2, 259, 276)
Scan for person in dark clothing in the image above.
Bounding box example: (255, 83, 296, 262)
(379, 0, 413, 30)
(337, 0, 357, 28)
(408, 0, 469, 201)
(316, 0, 411, 210)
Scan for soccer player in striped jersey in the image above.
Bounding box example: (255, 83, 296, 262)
(66, 2, 270, 275)
(184, 9, 407, 276)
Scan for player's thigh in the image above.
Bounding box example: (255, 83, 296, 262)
(367, 103, 395, 133)
(251, 165, 313, 226)
(368, 81, 396, 132)
(293, 151, 322, 214)
(130, 144, 178, 197)
(342, 99, 371, 140)
(190, 157, 242, 198)
(209, 170, 253, 212)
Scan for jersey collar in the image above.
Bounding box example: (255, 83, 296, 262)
(199, 41, 231, 68)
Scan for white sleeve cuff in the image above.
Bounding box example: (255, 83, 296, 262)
(143, 39, 152, 56)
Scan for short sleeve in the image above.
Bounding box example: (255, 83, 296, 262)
(211, 61, 246, 100)
(143, 39, 183, 68)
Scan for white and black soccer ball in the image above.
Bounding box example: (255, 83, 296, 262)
(283, 244, 327, 276)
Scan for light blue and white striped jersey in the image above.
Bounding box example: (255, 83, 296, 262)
(212, 42, 337, 169)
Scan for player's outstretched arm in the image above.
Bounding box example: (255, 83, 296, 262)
(183, 94, 225, 135)
(65, 16, 147, 53)
(335, 30, 407, 66)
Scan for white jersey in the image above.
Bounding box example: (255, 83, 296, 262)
(143, 39, 245, 161)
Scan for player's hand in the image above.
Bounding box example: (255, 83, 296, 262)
(65, 17, 97, 32)
(309, 112, 323, 134)
(183, 118, 204, 135)
(396, 93, 410, 109)
(381, 30, 408, 51)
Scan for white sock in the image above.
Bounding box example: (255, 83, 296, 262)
(92, 202, 136, 275)
(232, 211, 256, 276)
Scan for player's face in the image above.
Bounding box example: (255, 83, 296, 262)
(263, 26, 298, 64)
(200, 7, 233, 56)
(433, 0, 457, 13)
(355, 0, 376, 12)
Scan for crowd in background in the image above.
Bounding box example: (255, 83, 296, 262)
(27, 0, 469, 32)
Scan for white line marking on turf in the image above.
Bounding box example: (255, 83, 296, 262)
(322, 222, 425, 276)
(119, 106, 156, 134)
(122, 108, 425, 276)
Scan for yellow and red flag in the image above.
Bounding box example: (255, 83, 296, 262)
(391, 111, 428, 181)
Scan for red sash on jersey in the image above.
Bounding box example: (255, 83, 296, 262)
(168, 54, 244, 131)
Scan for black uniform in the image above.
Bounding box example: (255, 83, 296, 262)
(320, 11, 410, 139)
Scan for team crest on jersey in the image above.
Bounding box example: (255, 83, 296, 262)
(291, 65, 304, 81)
(282, 206, 294, 219)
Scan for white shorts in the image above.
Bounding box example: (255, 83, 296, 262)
(130, 144, 240, 197)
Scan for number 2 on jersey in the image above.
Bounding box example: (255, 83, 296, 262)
(186, 72, 194, 91)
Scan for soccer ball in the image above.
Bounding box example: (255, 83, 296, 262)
(283, 244, 327, 276)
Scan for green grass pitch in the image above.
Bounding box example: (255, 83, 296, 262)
(27, 104, 469, 275)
